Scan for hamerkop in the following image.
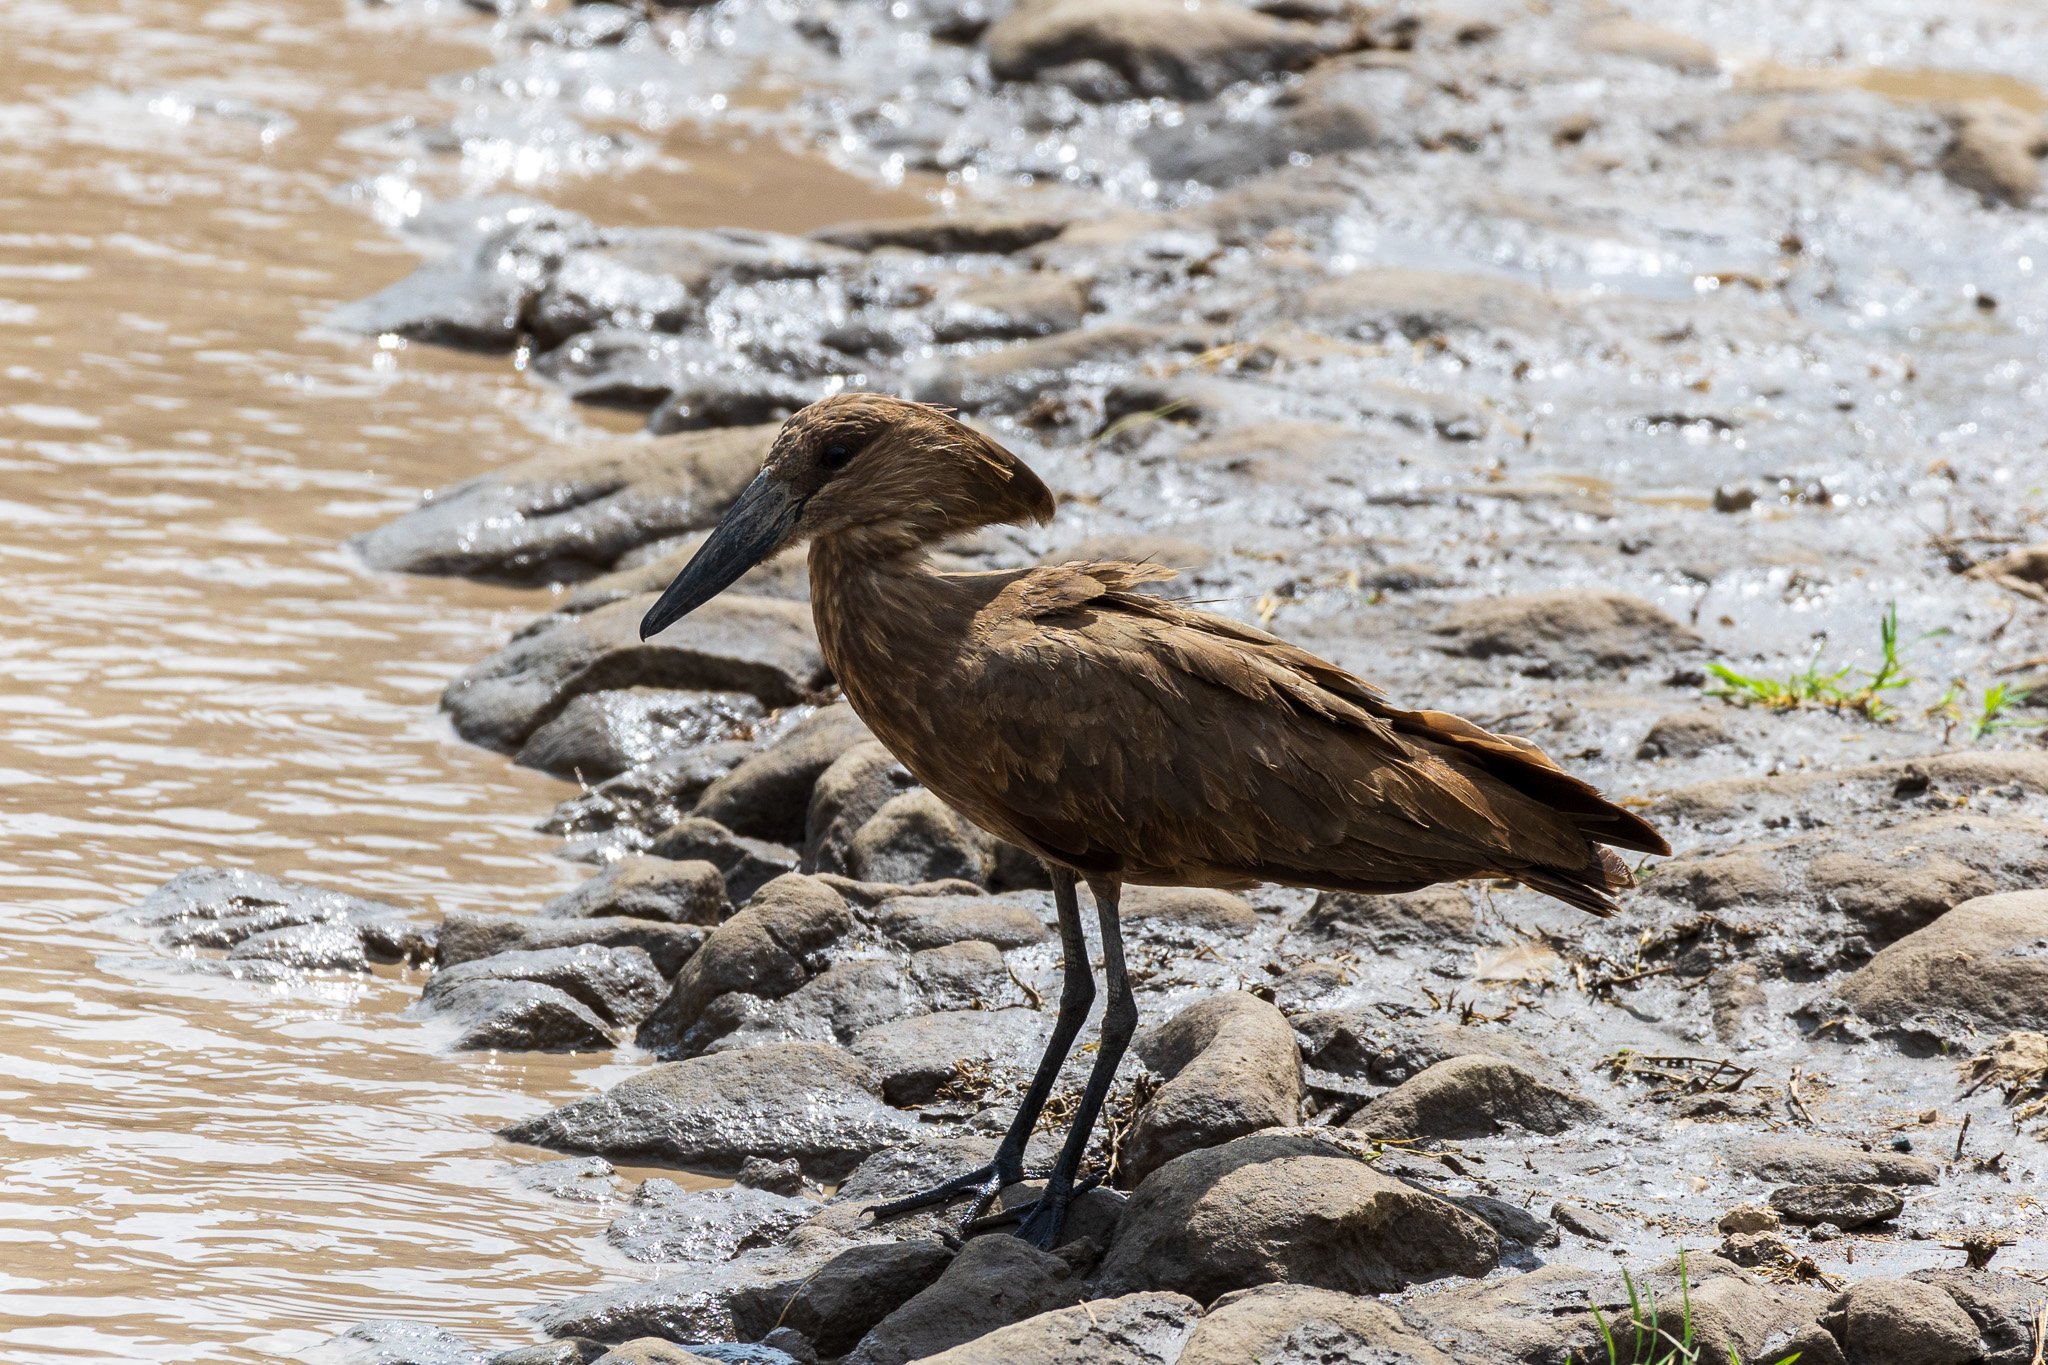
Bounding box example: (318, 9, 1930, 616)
(641, 392, 1669, 1246)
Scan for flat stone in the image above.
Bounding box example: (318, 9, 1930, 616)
(1768, 1182, 1904, 1229)
(869, 893, 1048, 951)
(904, 1293, 1202, 1365)
(1808, 890, 2048, 1047)
(1180, 1283, 1453, 1365)
(542, 856, 728, 926)
(424, 944, 665, 1028)
(604, 1178, 813, 1263)
(811, 211, 1074, 255)
(1122, 992, 1303, 1183)
(1430, 589, 1700, 678)
(437, 911, 704, 978)
(848, 1007, 1049, 1105)
(1346, 1054, 1601, 1140)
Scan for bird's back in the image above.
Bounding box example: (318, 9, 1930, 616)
(814, 553, 1668, 916)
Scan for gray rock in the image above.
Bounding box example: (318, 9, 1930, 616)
(1303, 885, 1477, 947)
(516, 688, 765, 781)
(843, 1234, 1083, 1365)
(1768, 1183, 1904, 1229)
(1729, 1136, 1939, 1187)
(354, 424, 773, 581)
(333, 208, 593, 351)
(427, 979, 615, 1052)
(605, 1178, 813, 1263)
(1298, 268, 1558, 344)
(1941, 100, 2045, 207)
(513, 1156, 619, 1203)
(1179, 1283, 1452, 1365)
(776, 1239, 955, 1357)
(425, 944, 665, 1027)
(847, 790, 995, 886)
(1345, 1054, 1601, 1140)
(869, 893, 1048, 951)
(444, 594, 822, 753)
(984, 0, 1339, 101)
(1430, 589, 1701, 677)
(117, 866, 432, 968)
(1835, 1278, 1981, 1365)
(437, 911, 704, 978)
(811, 212, 1073, 255)
(227, 920, 375, 971)
(529, 228, 849, 348)
(693, 705, 873, 844)
(906, 941, 1023, 1012)
(544, 741, 754, 847)
(715, 957, 925, 1050)
(1808, 890, 2048, 1047)
(1120, 886, 1258, 938)
(636, 874, 852, 1055)
(909, 323, 1212, 414)
(502, 1040, 915, 1180)
(906, 1293, 1202, 1365)
(849, 1007, 1049, 1104)
(648, 818, 800, 905)
(1908, 1269, 2046, 1364)
(587, 1343, 720, 1365)
(1551, 1202, 1627, 1244)
(1095, 1131, 1499, 1300)
(1636, 710, 1737, 760)
(1123, 992, 1303, 1183)
(927, 273, 1087, 344)
(542, 856, 728, 926)
(490, 1342, 592, 1365)
(316, 1320, 488, 1365)
(802, 742, 918, 875)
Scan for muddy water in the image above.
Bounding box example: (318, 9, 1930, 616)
(0, 1, 922, 1359)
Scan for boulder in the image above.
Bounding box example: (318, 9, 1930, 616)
(1122, 992, 1303, 1183)
(541, 856, 728, 926)
(1095, 1131, 1499, 1300)
(117, 866, 432, 968)
(437, 911, 704, 978)
(775, 1239, 956, 1357)
(811, 211, 1074, 256)
(501, 1040, 914, 1180)
(1179, 1284, 1452, 1365)
(1768, 1183, 1903, 1229)
(802, 742, 918, 875)
(843, 1234, 1085, 1365)
(426, 977, 615, 1052)
(692, 706, 873, 844)
(1834, 1278, 1981, 1365)
(1430, 589, 1700, 677)
(443, 594, 823, 753)
(1908, 1269, 2048, 1363)
(869, 893, 1049, 951)
(637, 874, 852, 1055)
(604, 1178, 813, 1263)
(648, 818, 800, 906)
(907, 1293, 1202, 1365)
(353, 425, 773, 581)
(1809, 890, 2048, 1047)
(847, 789, 996, 885)
(849, 1007, 1050, 1104)
(516, 688, 765, 781)
(984, 0, 1340, 101)
(1120, 886, 1258, 938)
(1345, 1055, 1600, 1140)
(424, 943, 664, 1030)
(1728, 1136, 1939, 1187)
(1303, 885, 1477, 946)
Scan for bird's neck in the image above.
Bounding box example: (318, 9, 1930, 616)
(807, 535, 958, 734)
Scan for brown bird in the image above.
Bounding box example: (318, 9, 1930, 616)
(641, 392, 1669, 1247)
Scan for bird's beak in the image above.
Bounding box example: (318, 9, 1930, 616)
(639, 473, 803, 638)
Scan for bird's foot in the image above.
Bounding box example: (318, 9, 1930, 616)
(864, 1158, 1024, 1233)
(966, 1173, 1108, 1250)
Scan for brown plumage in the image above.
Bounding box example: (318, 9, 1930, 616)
(642, 392, 1670, 1246)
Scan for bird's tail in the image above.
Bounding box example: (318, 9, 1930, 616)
(1516, 845, 1635, 918)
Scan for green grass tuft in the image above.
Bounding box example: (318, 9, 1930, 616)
(1586, 1251, 1802, 1365)
(1705, 602, 1910, 722)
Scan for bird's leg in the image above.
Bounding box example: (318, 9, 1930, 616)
(1012, 876, 1135, 1251)
(866, 864, 1095, 1230)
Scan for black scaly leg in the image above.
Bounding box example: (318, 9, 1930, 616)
(1012, 875, 1134, 1251)
(867, 864, 1096, 1230)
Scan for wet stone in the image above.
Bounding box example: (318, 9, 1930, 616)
(774, 1238, 955, 1359)
(426, 979, 615, 1053)
(513, 1156, 620, 1204)
(867, 892, 1048, 951)
(1769, 1182, 1904, 1229)
(1805, 890, 2048, 1047)
(1430, 588, 1701, 678)
(1119, 886, 1258, 938)
(1123, 991, 1303, 1183)
(437, 910, 705, 978)
(424, 944, 666, 1028)
(117, 866, 433, 969)
(647, 818, 800, 906)
(906, 1293, 1202, 1365)
(604, 1178, 813, 1264)
(1730, 1135, 1940, 1187)
(541, 856, 728, 927)
(318, 1320, 489, 1365)
(847, 789, 995, 886)
(1834, 1278, 1982, 1365)
(515, 688, 765, 782)
(691, 704, 873, 845)
(1303, 884, 1476, 947)
(848, 1006, 1048, 1105)
(842, 1234, 1084, 1365)
(811, 211, 1074, 255)
(1345, 1054, 1601, 1140)
(983, 0, 1341, 102)
(802, 742, 918, 876)
(1179, 1283, 1451, 1365)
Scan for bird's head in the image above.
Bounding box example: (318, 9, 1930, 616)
(640, 392, 1055, 638)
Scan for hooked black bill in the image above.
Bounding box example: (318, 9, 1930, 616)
(639, 473, 803, 639)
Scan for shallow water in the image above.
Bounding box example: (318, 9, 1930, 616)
(0, 0, 918, 1358)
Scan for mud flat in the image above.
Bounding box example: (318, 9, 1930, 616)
(107, 0, 2048, 1361)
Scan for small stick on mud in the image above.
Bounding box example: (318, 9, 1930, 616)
(1787, 1068, 1815, 1126)
(1955, 1112, 1972, 1161)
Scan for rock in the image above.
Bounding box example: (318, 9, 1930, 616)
(802, 742, 918, 875)
(1298, 268, 1557, 343)
(1144, 96, 1379, 185)
(1551, 1202, 1626, 1243)
(735, 1156, 808, 1196)
(1122, 992, 1303, 1183)
(1769, 1183, 1903, 1229)
(491, 1342, 592, 1365)
(847, 790, 995, 885)
(693, 706, 873, 844)
(812, 211, 1073, 256)
(437, 911, 704, 978)
(316, 1320, 488, 1365)
(1729, 1136, 1939, 1186)
(1636, 710, 1736, 760)
(1180, 1283, 1452, 1365)
(1431, 589, 1700, 677)
(565, 539, 807, 616)
(1718, 1204, 1781, 1234)
(1835, 1278, 1981, 1365)
(1346, 1055, 1600, 1140)
(1655, 850, 1790, 913)
(1120, 886, 1257, 937)
(513, 1156, 619, 1203)
(984, 0, 1339, 101)
(426, 944, 665, 1028)
(117, 866, 432, 968)
(1808, 890, 2048, 1047)
(909, 323, 1211, 413)
(1303, 885, 1477, 946)
(843, 1235, 1083, 1365)
(1653, 753, 2048, 829)
(849, 1007, 1049, 1104)
(444, 594, 823, 753)
(588, 1342, 721, 1365)
(908, 940, 1019, 1011)
(353, 425, 774, 581)
(427, 979, 615, 1052)
(928, 273, 1088, 344)
(1095, 1130, 1499, 1300)
(502, 1040, 914, 1180)
(775, 1239, 955, 1358)
(544, 740, 753, 847)
(1579, 16, 1717, 72)
(648, 818, 800, 906)
(542, 856, 728, 926)
(713, 957, 924, 1050)
(528, 228, 849, 348)
(1941, 101, 2045, 206)
(332, 208, 592, 352)
(869, 893, 1048, 951)
(517, 688, 766, 781)
(1909, 1269, 2046, 1363)
(605, 1178, 813, 1263)
(637, 874, 852, 1055)
(906, 1293, 1201, 1365)
(1293, 1014, 1551, 1090)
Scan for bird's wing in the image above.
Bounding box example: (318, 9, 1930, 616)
(940, 561, 1644, 892)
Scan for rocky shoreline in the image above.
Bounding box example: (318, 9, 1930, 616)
(116, 0, 2048, 1361)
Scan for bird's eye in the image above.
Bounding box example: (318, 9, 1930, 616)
(821, 441, 856, 470)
